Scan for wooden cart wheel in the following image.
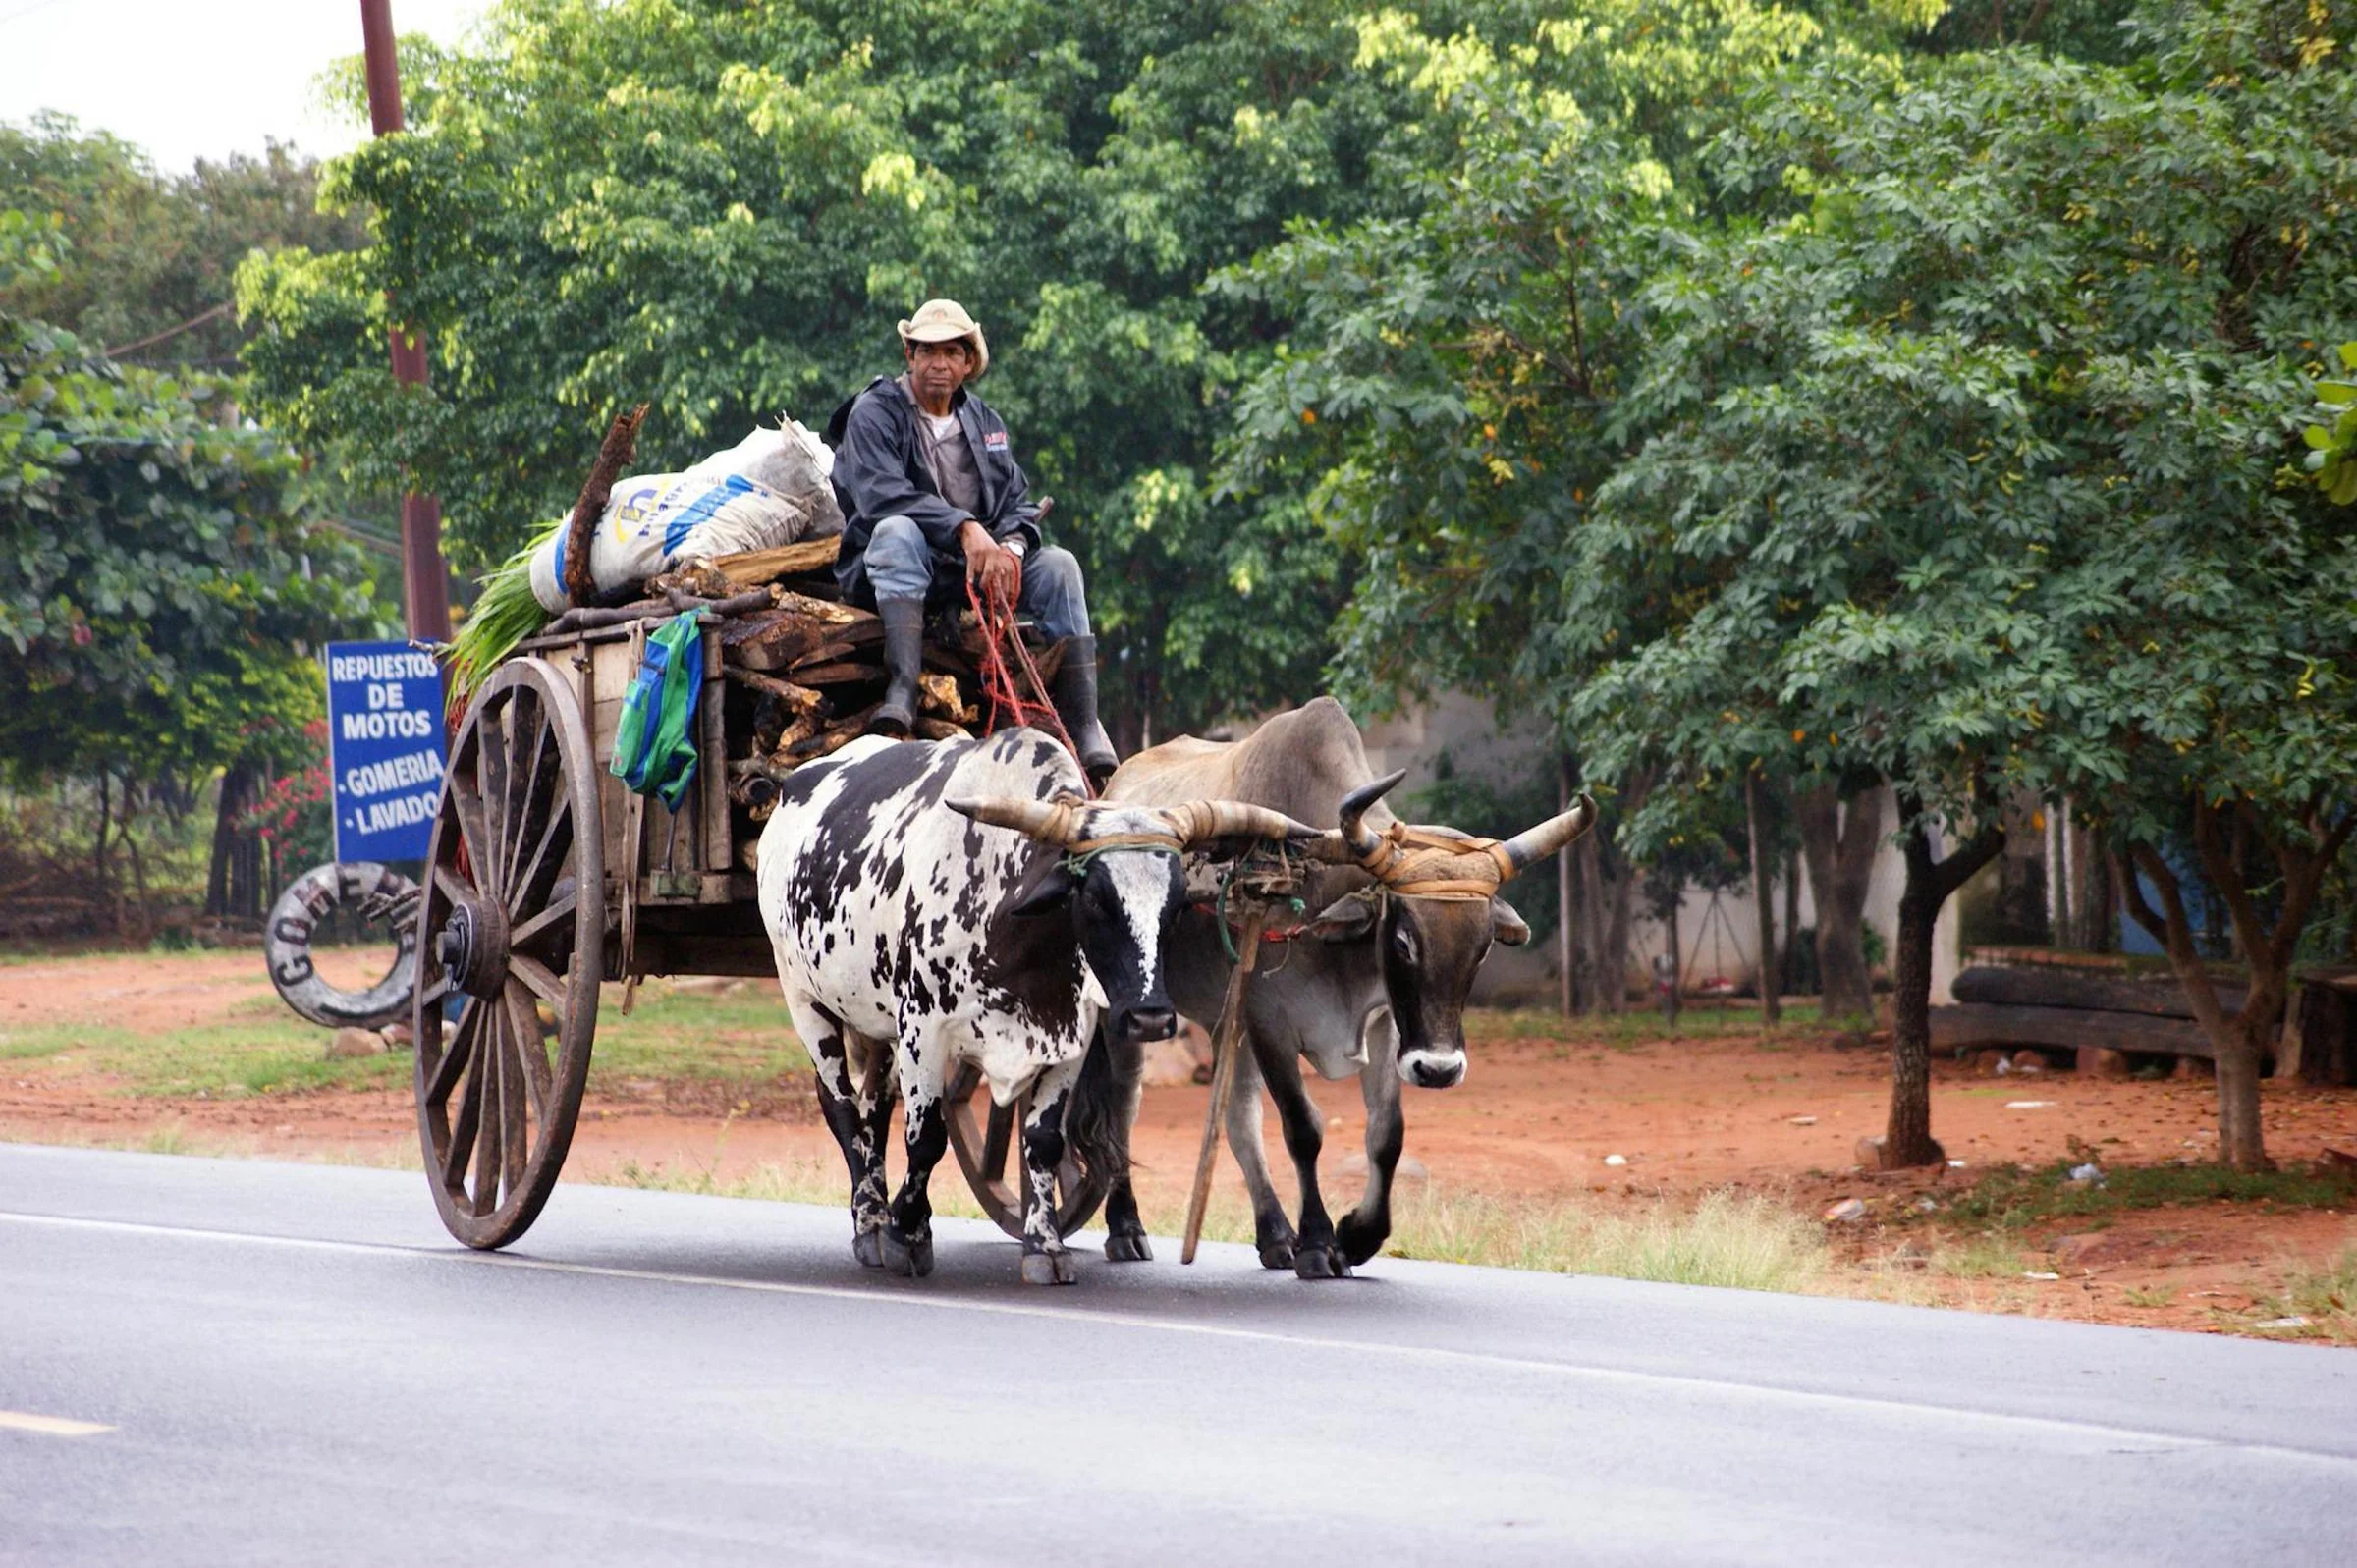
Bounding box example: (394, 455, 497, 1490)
(944, 1058, 1109, 1240)
(412, 657, 605, 1250)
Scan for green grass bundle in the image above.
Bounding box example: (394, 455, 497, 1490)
(445, 517, 562, 696)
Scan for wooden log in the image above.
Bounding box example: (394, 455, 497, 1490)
(1950, 965, 2242, 1019)
(722, 666, 825, 715)
(1930, 1002, 2216, 1059)
(914, 718, 972, 741)
(789, 660, 880, 686)
(708, 537, 841, 586)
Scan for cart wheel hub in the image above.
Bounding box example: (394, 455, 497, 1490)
(439, 894, 511, 999)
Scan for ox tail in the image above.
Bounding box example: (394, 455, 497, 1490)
(1062, 1028, 1135, 1184)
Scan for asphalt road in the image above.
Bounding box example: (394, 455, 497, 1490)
(3, 1144, 2354, 1566)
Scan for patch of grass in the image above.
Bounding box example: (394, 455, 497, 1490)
(0, 1016, 410, 1095)
(1943, 1161, 2357, 1230)
(2122, 1283, 2179, 1309)
(2238, 1248, 2357, 1340)
(582, 983, 809, 1093)
(1379, 1186, 1828, 1293)
(1933, 1233, 2034, 1280)
(1465, 1001, 1843, 1051)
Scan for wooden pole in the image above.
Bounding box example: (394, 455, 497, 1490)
(358, 0, 452, 642)
(1181, 902, 1268, 1264)
(1747, 769, 1781, 1024)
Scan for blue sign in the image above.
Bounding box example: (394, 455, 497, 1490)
(325, 640, 448, 863)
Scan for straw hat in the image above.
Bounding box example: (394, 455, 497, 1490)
(897, 297, 989, 378)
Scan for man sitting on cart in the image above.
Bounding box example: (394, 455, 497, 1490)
(824, 297, 1118, 785)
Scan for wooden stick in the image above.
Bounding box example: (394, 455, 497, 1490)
(1182, 901, 1268, 1265)
(564, 404, 647, 606)
(722, 665, 825, 714)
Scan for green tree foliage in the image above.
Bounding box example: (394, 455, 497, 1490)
(241, 0, 1572, 737)
(0, 113, 366, 371)
(1, 209, 381, 913)
(2308, 341, 2357, 502)
(1228, 0, 2356, 1164)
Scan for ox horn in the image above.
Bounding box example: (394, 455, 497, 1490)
(945, 794, 1085, 845)
(1159, 800, 1325, 848)
(1493, 792, 1599, 880)
(1336, 769, 1408, 863)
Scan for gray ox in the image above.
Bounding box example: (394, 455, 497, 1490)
(1074, 699, 1594, 1277)
(757, 727, 1313, 1284)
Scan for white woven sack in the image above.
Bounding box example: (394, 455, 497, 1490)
(526, 420, 842, 612)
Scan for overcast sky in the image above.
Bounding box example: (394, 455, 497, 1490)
(0, 0, 491, 173)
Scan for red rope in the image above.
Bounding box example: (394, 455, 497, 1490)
(965, 575, 1094, 798)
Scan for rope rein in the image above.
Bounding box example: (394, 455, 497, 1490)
(965, 574, 1093, 797)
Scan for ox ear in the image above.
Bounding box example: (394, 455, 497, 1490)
(1305, 889, 1381, 943)
(1003, 862, 1075, 920)
(1490, 897, 1531, 947)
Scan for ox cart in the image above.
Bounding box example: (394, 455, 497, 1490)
(410, 539, 1107, 1250)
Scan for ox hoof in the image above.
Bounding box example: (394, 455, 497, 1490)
(1293, 1246, 1352, 1281)
(1336, 1214, 1388, 1267)
(1104, 1231, 1154, 1263)
(1020, 1250, 1078, 1286)
(852, 1230, 890, 1270)
(1257, 1240, 1297, 1271)
(877, 1226, 934, 1278)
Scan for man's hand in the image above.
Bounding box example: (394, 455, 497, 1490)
(959, 519, 1020, 612)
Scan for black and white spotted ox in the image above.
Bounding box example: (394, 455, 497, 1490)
(757, 727, 1314, 1285)
(1079, 698, 1595, 1277)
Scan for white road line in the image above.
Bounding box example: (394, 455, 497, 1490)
(5, 1208, 2352, 1470)
(0, 1409, 113, 1437)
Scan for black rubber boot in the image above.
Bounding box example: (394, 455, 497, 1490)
(866, 598, 925, 737)
(1051, 634, 1119, 786)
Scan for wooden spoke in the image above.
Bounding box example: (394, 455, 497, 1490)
(944, 1059, 1107, 1241)
(501, 688, 551, 893)
(979, 1100, 1014, 1186)
(425, 998, 482, 1110)
(433, 862, 473, 910)
(502, 979, 554, 1125)
(509, 952, 570, 1017)
(505, 794, 575, 924)
(497, 1001, 529, 1203)
(450, 774, 495, 899)
(508, 888, 578, 956)
(470, 1007, 503, 1215)
(443, 1035, 486, 1193)
(475, 709, 512, 902)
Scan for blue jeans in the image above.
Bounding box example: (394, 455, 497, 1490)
(860, 514, 1091, 641)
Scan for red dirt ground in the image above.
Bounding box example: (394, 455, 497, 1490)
(4, 952, 2352, 1339)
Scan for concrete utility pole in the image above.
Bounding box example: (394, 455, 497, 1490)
(358, 0, 453, 642)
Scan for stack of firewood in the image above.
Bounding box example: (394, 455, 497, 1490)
(644, 538, 1058, 821)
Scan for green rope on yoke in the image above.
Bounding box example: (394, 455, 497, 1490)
(1215, 843, 1310, 965)
(1059, 843, 1181, 882)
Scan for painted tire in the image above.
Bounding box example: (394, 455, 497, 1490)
(265, 862, 419, 1030)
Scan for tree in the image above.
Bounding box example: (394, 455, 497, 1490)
(1593, 0, 2357, 1168)
(0, 113, 365, 371)
(0, 209, 380, 926)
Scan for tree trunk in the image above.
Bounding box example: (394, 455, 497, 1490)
(1746, 770, 1781, 1024)
(1879, 790, 2005, 1169)
(205, 764, 255, 918)
(2116, 797, 2355, 1172)
(1796, 783, 1880, 1020)
(1558, 755, 1575, 1019)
